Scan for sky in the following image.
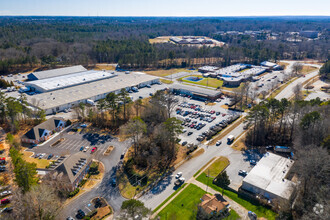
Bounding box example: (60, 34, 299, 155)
(0, 0, 329, 17)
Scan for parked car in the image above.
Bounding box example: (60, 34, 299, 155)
(238, 170, 248, 176)
(174, 177, 185, 186)
(250, 160, 257, 166)
(216, 141, 222, 146)
(79, 146, 84, 151)
(91, 147, 97, 153)
(0, 190, 11, 197)
(248, 211, 257, 219)
(81, 124, 87, 128)
(187, 132, 193, 136)
(0, 198, 10, 204)
(111, 177, 116, 187)
(38, 153, 46, 159)
(47, 154, 53, 160)
(83, 146, 90, 152)
(76, 209, 85, 219)
(175, 172, 183, 179)
(181, 141, 187, 146)
(2, 207, 13, 213)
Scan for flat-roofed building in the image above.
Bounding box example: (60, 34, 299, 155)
(27, 72, 159, 115)
(241, 153, 295, 200)
(27, 65, 87, 81)
(25, 70, 117, 93)
(170, 84, 221, 101)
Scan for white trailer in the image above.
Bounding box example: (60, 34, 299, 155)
(86, 99, 95, 106)
(227, 135, 235, 143)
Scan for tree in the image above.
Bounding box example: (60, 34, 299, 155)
(9, 184, 61, 220)
(292, 62, 303, 76)
(106, 92, 119, 126)
(119, 199, 151, 220)
(319, 60, 329, 80)
(293, 83, 302, 101)
(214, 171, 230, 196)
(119, 88, 130, 121)
(120, 117, 147, 157)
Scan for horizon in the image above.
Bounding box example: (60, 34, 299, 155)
(1, 0, 330, 17)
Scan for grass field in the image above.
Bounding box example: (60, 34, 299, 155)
(157, 184, 207, 220)
(301, 65, 318, 74)
(144, 68, 192, 77)
(180, 75, 223, 89)
(22, 151, 53, 169)
(196, 173, 277, 220)
(160, 78, 173, 84)
(204, 157, 230, 178)
(153, 183, 187, 213)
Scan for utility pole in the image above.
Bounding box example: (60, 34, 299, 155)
(206, 169, 209, 193)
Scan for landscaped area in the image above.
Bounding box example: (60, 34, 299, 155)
(196, 174, 277, 220)
(180, 75, 223, 88)
(157, 184, 239, 220)
(21, 151, 53, 169)
(204, 156, 230, 178)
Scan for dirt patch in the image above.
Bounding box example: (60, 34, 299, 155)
(172, 145, 189, 167)
(231, 134, 247, 151)
(103, 146, 114, 156)
(92, 206, 112, 220)
(50, 138, 65, 147)
(21, 151, 53, 169)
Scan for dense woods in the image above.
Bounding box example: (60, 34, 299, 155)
(0, 16, 329, 73)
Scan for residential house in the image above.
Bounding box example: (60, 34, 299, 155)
(199, 194, 229, 215)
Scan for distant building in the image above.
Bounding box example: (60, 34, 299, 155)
(241, 153, 295, 200)
(43, 152, 92, 191)
(260, 61, 281, 70)
(198, 66, 219, 73)
(170, 84, 222, 101)
(222, 77, 242, 87)
(299, 31, 319, 39)
(21, 117, 65, 144)
(199, 194, 229, 215)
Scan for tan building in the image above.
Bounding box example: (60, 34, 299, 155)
(199, 194, 229, 215)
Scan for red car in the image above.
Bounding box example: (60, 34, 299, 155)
(1, 198, 10, 204)
(0, 157, 5, 161)
(91, 147, 97, 153)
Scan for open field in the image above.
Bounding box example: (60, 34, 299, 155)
(157, 184, 207, 220)
(149, 36, 172, 44)
(160, 79, 173, 84)
(196, 174, 277, 219)
(144, 68, 193, 77)
(92, 64, 116, 71)
(21, 151, 53, 169)
(180, 75, 223, 88)
(278, 62, 290, 69)
(204, 157, 230, 178)
(301, 65, 318, 74)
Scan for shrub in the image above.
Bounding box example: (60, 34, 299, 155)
(68, 188, 80, 198)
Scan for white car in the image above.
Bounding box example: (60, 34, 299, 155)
(0, 190, 11, 197)
(83, 146, 90, 152)
(182, 129, 187, 133)
(216, 140, 222, 146)
(175, 172, 183, 179)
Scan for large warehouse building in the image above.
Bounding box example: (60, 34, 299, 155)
(241, 153, 295, 200)
(24, 66, 159, 115)
(27, 65, 87, 80)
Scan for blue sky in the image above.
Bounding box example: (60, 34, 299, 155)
(0, 0, 329, 16)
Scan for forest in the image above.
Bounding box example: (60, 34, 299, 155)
(0, 16, 329, 73)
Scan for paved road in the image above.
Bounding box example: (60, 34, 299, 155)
(58, 133, 132, 219)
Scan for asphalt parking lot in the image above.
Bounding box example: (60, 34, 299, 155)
(27, 126, 116, 159)
(173, 96, 242, 145)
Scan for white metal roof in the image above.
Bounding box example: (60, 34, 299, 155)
(26, 72, 159, 110)
(170, 84, 221, 97)
(25, 70, 117, 92)
(242, 153, 295, 200)
(29, 65, 87, 80)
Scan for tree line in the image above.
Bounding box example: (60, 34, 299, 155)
(0, 16, 329, 73)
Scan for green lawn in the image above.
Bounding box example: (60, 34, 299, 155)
(158, 184, 207, 220)
(153, 183, 187, 213)
(204, 156, 230, 178)
(196, 173, 277, 220)
(180, 75, 223, 88)
(224, 210, 240, 220)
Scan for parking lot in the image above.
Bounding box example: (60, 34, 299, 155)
(27, 125, 117, 160)
(172, 95, 242, 145)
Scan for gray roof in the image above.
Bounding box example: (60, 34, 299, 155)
(25, 70, 117, 92)
(170, 84, 221, 97)
(28, 65, 87, 80)
(22, 117, 65, 140)
(242, 153, 295, 200)
(53, 152, 91, 184)
(27, 72, 159, 110)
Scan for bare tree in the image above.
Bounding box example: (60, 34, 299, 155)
(293, 83, 303, 100)
(292, 62, 303, 76)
